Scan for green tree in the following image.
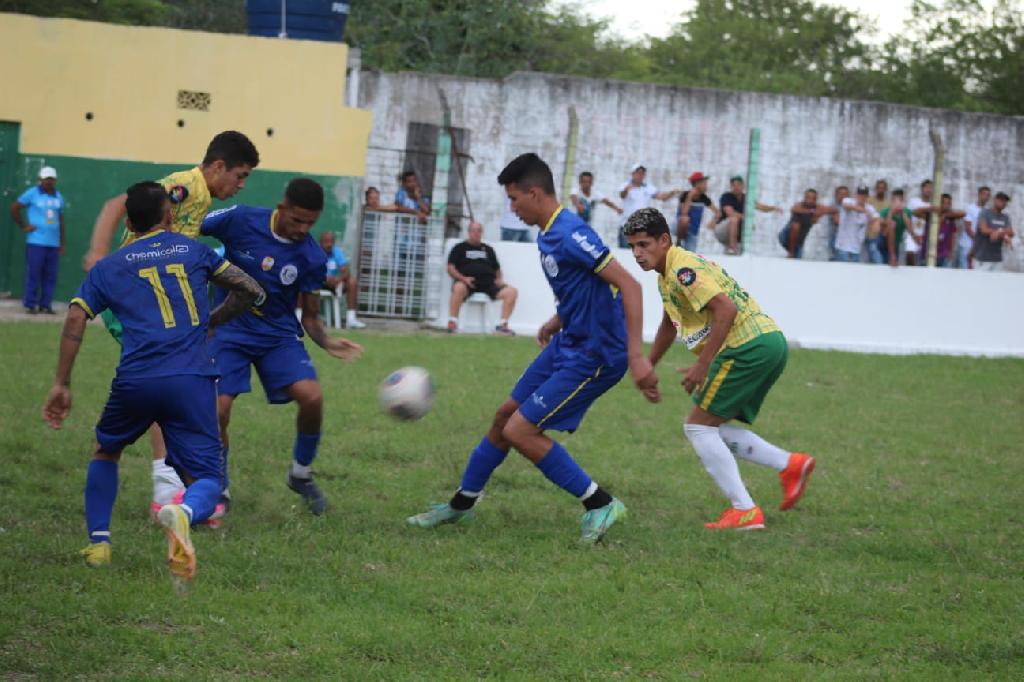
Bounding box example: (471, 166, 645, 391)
(0, 0, 172, 25)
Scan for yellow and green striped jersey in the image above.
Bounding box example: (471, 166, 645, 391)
(657, 246, 779, 355)
(122, 166, 211, 245)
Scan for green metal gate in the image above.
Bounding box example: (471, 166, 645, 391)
(0, 122, 21, 296)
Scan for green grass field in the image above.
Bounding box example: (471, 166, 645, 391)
(1, 321, 1022, 680)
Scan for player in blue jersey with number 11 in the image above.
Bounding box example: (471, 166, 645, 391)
(408, 153, 658, 543)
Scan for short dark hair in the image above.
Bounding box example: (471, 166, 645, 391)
(401, 170, 417, 182)
(921, 179, 933, 188)
(875, 178, 888, 186)
(622, 207, 670, 237)
(497, 153, 555, 195)
(979, 185, 991, 193)
(730, 175, 744, 184)
(892, 189, 905, 197)
(805, 188, 818, 195)
(941, 193, 952, 201)
(364, 186, 379, 199)
(124, 181, 168, 233)
(836, 185, 849, 192)
(579, 171, 593, 180)
(995, 191, 1010, 202)
(284, 178, 324, 211)
(202, 131, 259, 170)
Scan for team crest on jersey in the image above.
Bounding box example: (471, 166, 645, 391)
(280, 264, 298, 285)
(261, 256, 275, 271)
(542, 254, 559, 278)
(167, 185, 189, 204)
(677, 267, 697, 286)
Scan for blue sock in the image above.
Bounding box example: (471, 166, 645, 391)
(459, 436, 509, 494)
(84, 459, 118, 544)
(293, 432, 321, 467)
(535, 442, 593, 498)
(182, 478, 221, 524)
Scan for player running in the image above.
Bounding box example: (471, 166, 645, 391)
(84, 131, 260, 518)
(623, 208, 815, 530)
(407, 153, 657, 543)
(201, 179, 363, 515)
(42, 182, 264, 578)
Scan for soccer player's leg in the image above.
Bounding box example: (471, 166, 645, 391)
(506, 356, 629, 543)
(85, 378, 156, 566)
(251, 340, 324, 514)
(713, 331, 816, 510)
(406, 341, 559, 528)
(210, 335, 259, 511)
(157, 376, 225, 580)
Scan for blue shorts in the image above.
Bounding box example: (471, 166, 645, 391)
(95, 375, 223, 482)
(510, 336, 626, 433)
(213, 333, 318, 404)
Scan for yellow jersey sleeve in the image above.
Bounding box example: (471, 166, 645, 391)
(158, 166, 212, 240)
(668, 248, 725, 312)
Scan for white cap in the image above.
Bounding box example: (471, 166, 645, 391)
(39, 166, 57, 179)
(631, 163, 646, 173)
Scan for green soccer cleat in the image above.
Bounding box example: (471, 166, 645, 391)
(80, 542, 111, 568)
(580, 498, 627, 545)
(406, 503, 474, 528)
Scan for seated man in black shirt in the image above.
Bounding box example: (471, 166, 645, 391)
(715, 176, 783, 255)
(447, 222, 518, 335)
(777, 188, 839, 258)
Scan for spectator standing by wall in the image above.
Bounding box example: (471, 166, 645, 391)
(778, 189, 837, 259)
(974, 192, 1014, 272)
(570, 171, 622, 227)
(865, 180, 890, 264)
(962, 186, 990, 269)
(834, 186, 880, 262)
(933, 194, 965, 267)
(908, 180, 939, 266)
(319, 231, 365, 329)
(715, 175, 782, 255)
(364, 186, 398, 212)
(446, 221, 518, 334)
(395, 171, 431, 222)
(879, 189, 913, 267)
(676, 172, 718, 250)
(618, 163, 680, 248)
(9, 166, 64, 314)
(826, 186, 849, 260)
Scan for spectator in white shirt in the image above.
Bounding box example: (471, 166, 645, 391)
(570, 171, 622, 227)
(961, 186, 990, 269)
(617, 163, 680, 247)
(907, 179, 940, 267)
(834, 186, 880, 263)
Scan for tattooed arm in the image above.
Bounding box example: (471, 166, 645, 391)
(42, 304, 89, 428)
(299, 291, 363, 361)
(208, 263, 264, 329)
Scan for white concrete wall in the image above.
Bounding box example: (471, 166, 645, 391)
(359, 71, 1024, 271)
(437, 239, 1024, 358)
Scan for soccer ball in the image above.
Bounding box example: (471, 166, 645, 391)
(379, 367, 434, 421)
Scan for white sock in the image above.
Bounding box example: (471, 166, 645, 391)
(683, 424, 756, 510)
(719, 424, 790, 471)
(291, 461, 311, 479)
(346, 309, 358, 322)
(448, 317, 458, 323)
(180, 504, 194, 522)
(498, 318, 508, 326)
(152, 459, 184, 505)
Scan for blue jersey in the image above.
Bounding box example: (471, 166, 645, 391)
(537, 208, 626, 365)
(71, 230, 227, 379)
(17, 185, 64, 248)
(202, 205, 327, 339)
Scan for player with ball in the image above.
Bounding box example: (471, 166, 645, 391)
(407, 153, 658, 544)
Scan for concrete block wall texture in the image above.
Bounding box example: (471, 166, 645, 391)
(358, 70, 1024, 271)
(0, 13, 372, 301)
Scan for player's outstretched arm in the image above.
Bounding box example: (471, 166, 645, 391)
(209, 263, 265, 329)
(43, 304, 89, 429)
(84, 193, 127, 271)
(597, 259, 658, 400)
(299, 292, 363, 362)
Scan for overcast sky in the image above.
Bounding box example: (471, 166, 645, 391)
(570, 0, 919, 41)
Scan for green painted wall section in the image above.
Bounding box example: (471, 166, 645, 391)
(2, 151, 359, 302)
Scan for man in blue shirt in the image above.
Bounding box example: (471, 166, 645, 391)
(408, 153, 658, 544)
(394, 171, 431, 220)
(10, 167, 64, 314)
(41, 181, 263, 579)
(203, 179, 364, 516)
(318, 230, 365, 329)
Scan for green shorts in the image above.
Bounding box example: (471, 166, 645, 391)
(100, 309, 124, 346)
(693, 330, 788, 424)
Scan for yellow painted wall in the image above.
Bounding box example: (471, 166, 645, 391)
(0, 13, 371, 176)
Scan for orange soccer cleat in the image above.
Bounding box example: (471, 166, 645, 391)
(779, 453, 816, 511)
(704, 506, 765, 531)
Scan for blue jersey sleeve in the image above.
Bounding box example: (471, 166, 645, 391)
(563, 224, 613, 273)
(197, 241, 230, 280)
(332, 245, 349, 269)
(16, 187, 35, 205)
(200, 205, 240, 241)
(70, 264, 110, 319)
(300, 262, 328, 293)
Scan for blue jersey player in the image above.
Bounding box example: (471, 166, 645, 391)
(202, 178, 363, 515)
(407, 153, 659, 543)
(42, 182, 263, 579)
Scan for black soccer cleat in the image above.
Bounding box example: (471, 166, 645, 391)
(287, 473, 327, 515)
